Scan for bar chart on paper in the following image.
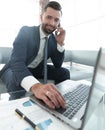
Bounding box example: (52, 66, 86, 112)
(23, 100, 53, 130)
(0, 97, 70, 130)
(25, 118, 53, 130)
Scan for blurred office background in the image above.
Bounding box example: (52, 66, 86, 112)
(0, 0, 105, 50)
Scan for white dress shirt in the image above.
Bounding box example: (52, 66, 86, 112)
(21, 25, 65, 91)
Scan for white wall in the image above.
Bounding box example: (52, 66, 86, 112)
(61, 0, 105, 50)
(0, 0, 105, 50)
(0, 0, 39, 47)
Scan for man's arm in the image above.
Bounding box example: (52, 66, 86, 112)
(10, 26, 36, 86)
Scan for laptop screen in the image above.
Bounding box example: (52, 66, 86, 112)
(81, 48, 105, 129)
(95, 48, 105, 91)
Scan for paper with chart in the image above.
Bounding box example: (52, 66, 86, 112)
(0, 97, 71, 130)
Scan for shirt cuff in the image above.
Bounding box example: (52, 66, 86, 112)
(57, 43, 65, 52)
(21, 76, 40, 92)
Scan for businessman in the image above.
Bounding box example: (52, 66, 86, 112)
(0, 1, 70, 109)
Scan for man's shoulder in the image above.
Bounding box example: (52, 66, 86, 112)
(18, 25, 40, 37)
(20, 25, 39, 31)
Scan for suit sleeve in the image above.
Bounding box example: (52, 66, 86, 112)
(10, 26, 33, 86)
(49, 35, 65, 68)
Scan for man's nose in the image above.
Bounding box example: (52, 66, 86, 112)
(50, 19, 55, 26)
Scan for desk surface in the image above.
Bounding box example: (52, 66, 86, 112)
(0, 90, 31, 102)
(83, 98, 105, 130)
(0, 90, 105, 130)
(0, 91, 73, 130)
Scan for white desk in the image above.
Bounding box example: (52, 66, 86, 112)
(1, 93, 105, 130)
(0, 92, 73, 130)
(83, 96, 105, 130)
(0, 78, 105, 130)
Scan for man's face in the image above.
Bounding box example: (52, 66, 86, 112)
(40, 7, 61, 35)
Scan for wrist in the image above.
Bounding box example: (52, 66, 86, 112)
(57, 43, 65, 52)
(57, 42, 65, 46)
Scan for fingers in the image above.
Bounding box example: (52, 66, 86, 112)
(43, 84, 66, 108)
(55, 27, 65, 37)
(55, 27, 66, 46)
(49, 84, 66, 108)
(43, 95, 55, 109)
(43, 93, 56, 109)
(32, 83, 66, 109)
(45, 90, 62, 109)
(44, 89, 66, 109)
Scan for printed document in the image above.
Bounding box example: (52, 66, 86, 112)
(0, 97, 71, 130)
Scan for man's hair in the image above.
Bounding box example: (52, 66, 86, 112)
(43, 1, 62, 15)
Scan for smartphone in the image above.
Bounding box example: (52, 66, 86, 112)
(56, 23, 61, 35)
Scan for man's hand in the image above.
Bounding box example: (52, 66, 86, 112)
(55, 27, 66, 46)
(30, 83, 66, 109)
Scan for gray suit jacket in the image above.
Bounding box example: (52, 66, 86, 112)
(1, 26, 65, 85)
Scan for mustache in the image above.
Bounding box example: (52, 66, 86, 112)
(44, 26, 56, 34)
(45, 23, 56, 28)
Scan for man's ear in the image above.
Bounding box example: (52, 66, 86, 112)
(40, 14, 42, 22)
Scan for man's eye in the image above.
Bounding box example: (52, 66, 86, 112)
(55, 19, 59, 23)
(47, 16, 51, 19)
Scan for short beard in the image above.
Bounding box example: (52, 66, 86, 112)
(42, 24, 55, 35)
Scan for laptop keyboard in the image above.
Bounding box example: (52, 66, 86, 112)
(56, 84, 90, 119)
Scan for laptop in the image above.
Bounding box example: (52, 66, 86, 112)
(30, 47, 105, 130)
